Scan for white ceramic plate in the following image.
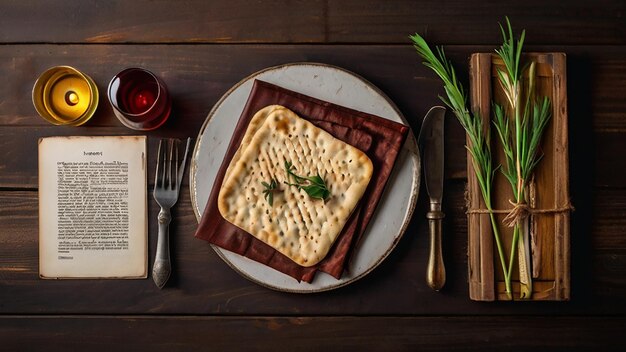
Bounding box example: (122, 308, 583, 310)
(190, 63, 420, 293)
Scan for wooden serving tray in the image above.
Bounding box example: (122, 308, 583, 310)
(468, 53, 570, 301)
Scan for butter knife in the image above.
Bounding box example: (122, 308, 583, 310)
(418, 106, 446, 291)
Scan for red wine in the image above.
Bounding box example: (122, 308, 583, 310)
(108, 68, 171, 130)
(125, 82, 157, 114)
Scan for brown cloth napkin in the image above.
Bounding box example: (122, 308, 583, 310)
(195, 80, 409, 282)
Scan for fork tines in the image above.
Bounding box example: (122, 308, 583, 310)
(154, 138, 179, 192)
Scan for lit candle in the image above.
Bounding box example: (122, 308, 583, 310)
(33, 66, 99, 126)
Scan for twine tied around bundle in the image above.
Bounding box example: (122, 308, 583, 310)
(502, 200, 530, 227)
(466, 201, 574, 227)
(464, 188, 574, 227)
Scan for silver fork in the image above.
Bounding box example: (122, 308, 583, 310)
(152, 138, 190, 288)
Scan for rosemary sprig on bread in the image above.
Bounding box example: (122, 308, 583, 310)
(284, 160, 330, 200)
(261, 177, 279, 206)
(217, 106, 372, 266)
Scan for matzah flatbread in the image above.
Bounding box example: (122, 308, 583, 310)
(218, 106, 373, 266)
(223, 105, 283, 182)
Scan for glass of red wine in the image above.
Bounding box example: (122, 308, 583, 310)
(107, 68, 172, 130)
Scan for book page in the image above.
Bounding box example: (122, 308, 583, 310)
(39, 136, 147, 279)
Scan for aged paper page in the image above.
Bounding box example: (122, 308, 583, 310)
(39, 136, 147, 279)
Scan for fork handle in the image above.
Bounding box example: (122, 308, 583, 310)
(153, 207, 171, 289)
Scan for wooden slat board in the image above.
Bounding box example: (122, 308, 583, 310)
(468, 53, 571, 300)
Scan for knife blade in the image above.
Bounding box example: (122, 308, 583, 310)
(418, 106, 446, 291)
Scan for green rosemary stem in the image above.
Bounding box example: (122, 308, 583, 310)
(490, 210, 511, 298)
(506, 184, 525, 273)
(506, 192, 532, 299)
(511, 59, 526, 299)
(474, 156, 511, 299)
(481, 175, 509, 294)
(507, 223, 520, 283)
(410, 32, 512, 298)
(494, 18, 552, 299)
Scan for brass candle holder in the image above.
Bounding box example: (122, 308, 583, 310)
(32, 66, 99, 126)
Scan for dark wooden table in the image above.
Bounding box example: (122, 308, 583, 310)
(1, 1, 625, 350)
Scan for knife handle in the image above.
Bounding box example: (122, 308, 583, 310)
(426, 209, 445, 291)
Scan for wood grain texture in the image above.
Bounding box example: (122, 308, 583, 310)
(0, 316, 624, 351)
(0, 0, 327, 44)
(0, 45, 624, 189)
(467, 53, 494, 301)
(328, 0, 626, 45)
(552, 53, 571, 301)
(1, 127, 618, 188)
(1, 185, 624, 315)
(2, 45, 625, 131)
(0, 0, 624, 45)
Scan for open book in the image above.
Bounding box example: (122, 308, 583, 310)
(39, 136, 147, 279)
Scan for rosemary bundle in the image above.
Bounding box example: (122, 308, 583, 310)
(411, 18, 551, 300)
(492, 18, 552, 299)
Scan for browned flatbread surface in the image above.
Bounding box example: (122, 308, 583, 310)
(218, 106, 373, 266)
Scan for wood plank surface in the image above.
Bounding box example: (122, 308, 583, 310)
(0, 0, 624, 45)
(0, 316, 624, 351)
(0, 45, 624, 189)
(1, 126, 622, 189)
(1, 185, 624, 315)
(1, 1, 625, 349)
(1, 44, 624, 131)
